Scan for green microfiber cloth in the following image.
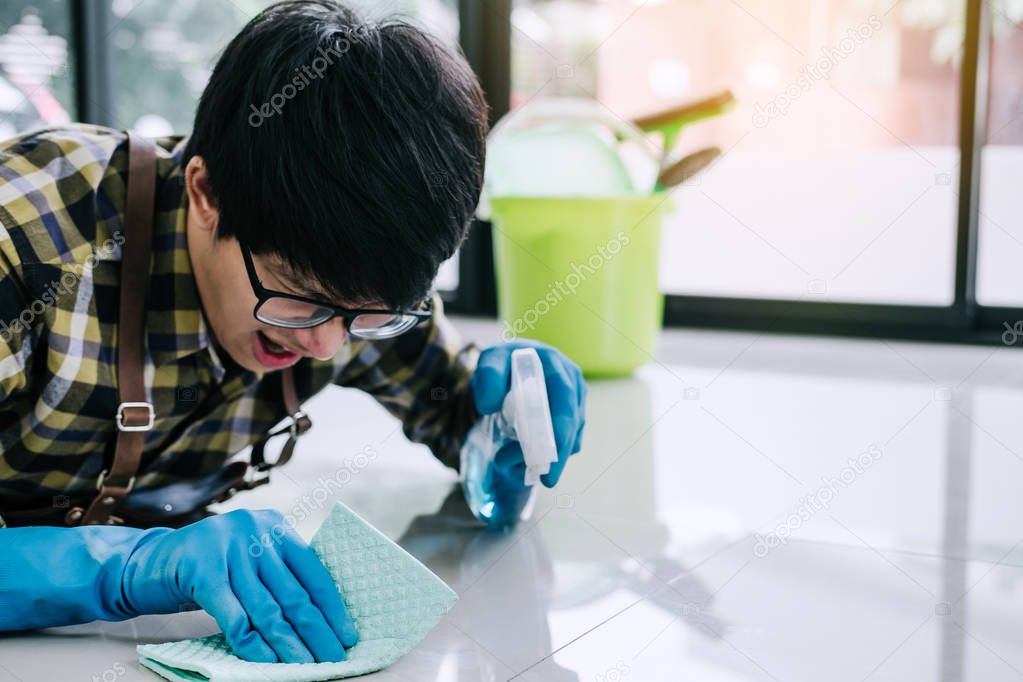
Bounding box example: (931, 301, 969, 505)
(137, 502, 457, 682)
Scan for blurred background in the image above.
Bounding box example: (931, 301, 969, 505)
(2, 5, 1023, 680)
(0, 0, 1019, 343)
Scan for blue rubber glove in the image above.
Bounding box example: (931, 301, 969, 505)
(0, 509, 357, 663)
(472, 340, 587, 487)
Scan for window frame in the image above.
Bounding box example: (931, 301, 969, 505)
(71, 0, 114, 127)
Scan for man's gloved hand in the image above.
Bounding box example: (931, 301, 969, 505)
(472, 340, 587, 487)
(126, 509, 357, 662)
(0, 509, 356, 664)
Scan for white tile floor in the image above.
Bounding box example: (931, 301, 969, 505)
(2, 318, 1022, 682)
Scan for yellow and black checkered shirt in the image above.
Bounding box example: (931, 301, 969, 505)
(0, 125, 479, 519)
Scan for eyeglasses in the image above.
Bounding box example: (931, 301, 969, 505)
(240, 243, 431, 340)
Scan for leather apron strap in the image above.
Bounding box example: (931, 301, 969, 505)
(74, 133, 157, 526)
(249, 369, 312, 472)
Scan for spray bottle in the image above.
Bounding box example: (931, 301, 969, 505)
(461, 348, 559, 530)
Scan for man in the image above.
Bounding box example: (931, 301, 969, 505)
(0, 0, 585, 666)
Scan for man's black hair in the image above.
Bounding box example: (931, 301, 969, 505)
(183, 0, 487, 309)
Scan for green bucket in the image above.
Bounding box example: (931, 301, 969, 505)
(490, 194, 671, 377)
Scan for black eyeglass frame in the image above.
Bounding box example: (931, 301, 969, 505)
(239, 244, 432, 332)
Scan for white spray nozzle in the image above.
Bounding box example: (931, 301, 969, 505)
(506, 348, 559, 486)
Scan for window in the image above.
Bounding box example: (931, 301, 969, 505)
(976, 3, 1023, 307)
(0, 1, 74, 138)
(110, 0, 276, 136)
(511, 0, 964, 305)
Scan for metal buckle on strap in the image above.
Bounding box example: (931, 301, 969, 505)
(96, 469, 136, 492)
(116, 401, 155, 432)
(289, 410, 310, 438)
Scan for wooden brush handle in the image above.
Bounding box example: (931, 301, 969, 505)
(633, 90, 736, 130)
(657, 147, 721, 188)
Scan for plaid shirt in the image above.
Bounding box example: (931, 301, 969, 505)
(0, 125, 479, 520)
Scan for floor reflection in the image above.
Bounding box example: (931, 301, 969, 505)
(392, 379, 741, 679)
